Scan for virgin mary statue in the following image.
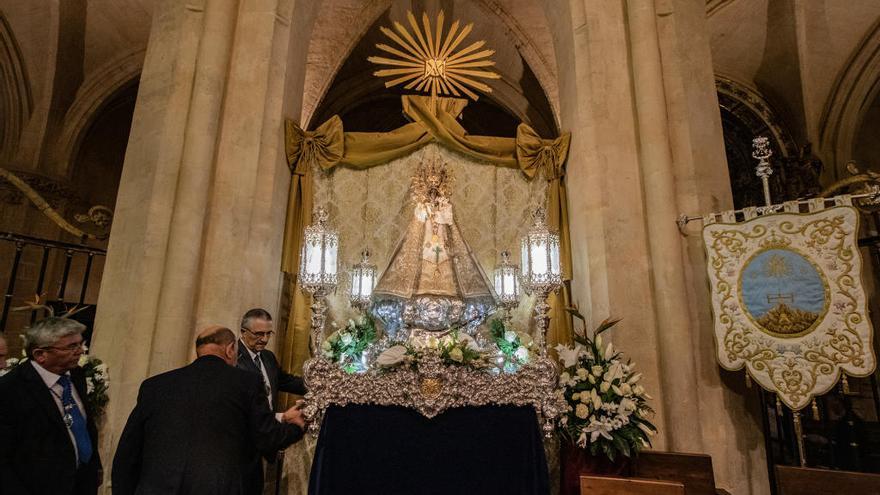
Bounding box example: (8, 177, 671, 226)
(371, 158, 495, 340)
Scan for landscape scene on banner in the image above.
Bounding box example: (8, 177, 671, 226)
(740, 248, 828, 336)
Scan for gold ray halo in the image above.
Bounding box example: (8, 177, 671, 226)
(367, 10, 500, 103)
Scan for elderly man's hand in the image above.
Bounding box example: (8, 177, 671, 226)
(281, 406, 306, 428)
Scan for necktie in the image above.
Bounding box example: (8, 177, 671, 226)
(57, 375, 93, 465)
(254, 353, 272, 400)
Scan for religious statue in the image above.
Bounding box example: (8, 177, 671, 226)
(371, 158, 495, 341)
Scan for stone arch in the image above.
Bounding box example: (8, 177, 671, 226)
(819, 18, 880, 180)
(55, 49, 143, 177)
(0, 10, 32, 162)
(715, 74, 821, 208)
(297, 0, 560, 134)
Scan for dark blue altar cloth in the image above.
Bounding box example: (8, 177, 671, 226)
(308, 404, 550, 495)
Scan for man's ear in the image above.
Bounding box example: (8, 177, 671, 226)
(227, 342, 238, 366)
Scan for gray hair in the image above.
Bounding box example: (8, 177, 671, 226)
(24, 317, 85, 357)
(240, 308, 272, 331)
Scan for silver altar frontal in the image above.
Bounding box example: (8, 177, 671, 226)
(302, 158, 562, 435)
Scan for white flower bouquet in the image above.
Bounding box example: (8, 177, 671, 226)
(555, 318, 656, 460)
(488, 318, 533, 372)
(321, 315, 377, 372)
(376, 331, 489, 370)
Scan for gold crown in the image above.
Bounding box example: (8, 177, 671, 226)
(411, 158, 454, 205)
(759, 231, 791, 250)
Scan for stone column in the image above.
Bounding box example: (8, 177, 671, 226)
(90, 0, 300, 490)
(625, 0, 704, 453)
(551, 0, 767, 491)
(554, 0, 670, 449)
(656, 0, 770, 492)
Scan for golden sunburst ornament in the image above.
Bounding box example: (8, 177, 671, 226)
(368, 11, 500, 102)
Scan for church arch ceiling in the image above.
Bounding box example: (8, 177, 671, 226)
(300, 0, 559, 137)
(819, 18, 880, 179)
(0, 11, 33, 162)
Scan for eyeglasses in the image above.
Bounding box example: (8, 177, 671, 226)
(40, 341, 85, 352)
(242, 328, 274, 339)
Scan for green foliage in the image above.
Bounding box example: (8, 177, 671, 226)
(322, 315, 378, 370)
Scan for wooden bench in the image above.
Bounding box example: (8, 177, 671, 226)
(633, 451, 718, 495)
(776, 465, 880, 494)
(581, 475, 685, 495)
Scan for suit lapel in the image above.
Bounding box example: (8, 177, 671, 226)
(238, 342, 259, 373)
(20, 363, 69, 435)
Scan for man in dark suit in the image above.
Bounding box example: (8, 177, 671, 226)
(236, 308, 307, 493)
(112, 326, 306, 495)
(0, 317, 102, 495)
(236, 308, 306, 409)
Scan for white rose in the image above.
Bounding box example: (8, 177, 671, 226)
(591, 365, 604, 377)
(600, 381, 611, 393)
(620, 383, 633, 396)
(571, 392, 581, 400)
(427, 336, 439, 349)
(558, 372, 571, 385)
(514, 346, 529, 363)
(449, 347, 464, 362)
(504, 331, 517, 343)
(376, 345, 407, 367)
(576, 368, 589, 380)
(321, 344, 334, 359)
(575, 403, 589, 419)
(340, 333, 354, 345)
(588, 375, 596, 384)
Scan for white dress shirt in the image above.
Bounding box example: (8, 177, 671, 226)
(241, 341, 284, 422)
(31, 360, 87, 463)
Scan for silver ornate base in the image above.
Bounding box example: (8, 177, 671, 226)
(302, 352, 564, 438)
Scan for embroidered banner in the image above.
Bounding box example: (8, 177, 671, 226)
(702, 206, 875, 410)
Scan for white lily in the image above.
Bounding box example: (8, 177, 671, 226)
(555, 343, 583, 368)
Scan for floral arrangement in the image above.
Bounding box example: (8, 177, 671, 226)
(1, 344, 110, 418)
(376, 331, 489, 370)
(321, 315, 377, 372)
(555, 318, 656, 461)
(488, 318, 533, 371)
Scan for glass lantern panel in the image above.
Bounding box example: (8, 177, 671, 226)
(349, 270, 361, 298)
(363, 272, 374, 296)
(304, 242, 322, 276)
(324, 239, 338, 275)
(550, 238, 561, 276)
(503, 272, 517, 297)
(521, 240, 530, 277)
(529, 237, 549, 276)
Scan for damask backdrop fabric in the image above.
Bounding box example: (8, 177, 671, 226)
(312, 143, 548, 335)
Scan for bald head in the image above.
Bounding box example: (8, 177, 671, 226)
(195, 326, 237, 365)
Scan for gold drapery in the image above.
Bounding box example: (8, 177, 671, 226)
(280, 96, 573, 378)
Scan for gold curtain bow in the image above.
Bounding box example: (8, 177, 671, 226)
(516, 123, 571, 181)
(285, 116, 344, 174)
